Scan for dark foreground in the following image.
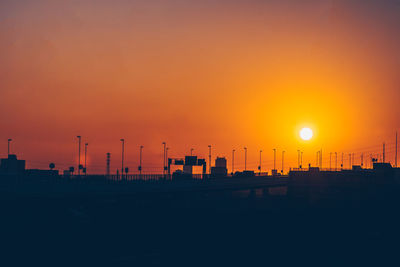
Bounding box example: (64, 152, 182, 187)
(1, 189, 400, 266)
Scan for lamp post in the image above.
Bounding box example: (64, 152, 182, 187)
(361, 153, 364, 168)
(208, 145, 212, 174)
(84, 143, 88, 176)
(320, 149, 323, 168)
(282, 151, 285, 174)
(162, 142, 166, 175)
(166, 147, 169, 177)
(301, 151, 304, 168)
(244, 147, 247, 171)
(273, 148, 276, 171)
(77, 136, 81, 176)
(341, 152, 344, 170)
(349, 153, 351, 169)
(258, 150, 262, 174)
(7, 139, 12, 155)
(120, 139, 125, 179)
(139, 145, 143, 176)
(335, 152, 338, 171)
(330, 152, 332, 170)
(232, 149, 235, 175)
(297, 150, 300, 168)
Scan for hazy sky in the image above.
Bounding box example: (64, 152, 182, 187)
(1, 0, 400, 173)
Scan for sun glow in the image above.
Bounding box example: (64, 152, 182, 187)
(300, 127, 313, 141)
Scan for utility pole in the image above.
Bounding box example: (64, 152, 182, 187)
(244, 147, 247, 171)
(139, 145, 143, 176)
(84, 143, 88, 176)
(120, 139, 125, 179)
(282, 151, 285, 174)
(7, 139, 12, 155)
(330, 152, 332, 170)
(258, 150, 262, 174)
(208, 145, 212, 174)
(232, 149, 235, 175)
(316, 151, 319, 167)
(77, 136, 81, 176)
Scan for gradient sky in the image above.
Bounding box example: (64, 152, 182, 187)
(1, 0, 400, 173)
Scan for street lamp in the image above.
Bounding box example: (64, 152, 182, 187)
(300, 151, 303, 169)
(232, 149, 235, 175)
(208, 145, 212, 175)
(120, 139, 125, 179)
(166, 147, 169, 177)
(273, 148, 276, 171)
(297, 150, 300, 168)
(244, 147, 247, 171)
(281, 151, 285, 174)
(77, 136, 81, 176)
(84, 143, 88, 175)
(162, 142, 166, 175)
(258, 150, 262, 174)
(139, 145, 143, 176)
(335, 152, 338, 171)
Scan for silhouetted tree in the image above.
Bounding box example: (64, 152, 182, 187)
(49, 163, 55, 170)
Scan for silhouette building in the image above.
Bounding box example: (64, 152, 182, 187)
(0, 154, 25, 175)
(211, 157, 228, 177)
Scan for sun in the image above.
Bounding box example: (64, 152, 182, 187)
(300, 127, 313, 141)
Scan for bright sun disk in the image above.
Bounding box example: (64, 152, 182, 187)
(300, 127, 313, 141)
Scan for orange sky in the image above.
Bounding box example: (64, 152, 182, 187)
(1, 0, 399, 173)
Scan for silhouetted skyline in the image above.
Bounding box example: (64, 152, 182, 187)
(2, 134, 398, 175)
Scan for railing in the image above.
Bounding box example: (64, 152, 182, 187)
(0, 171, 289, 187)
(290, 167, 354, 172)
